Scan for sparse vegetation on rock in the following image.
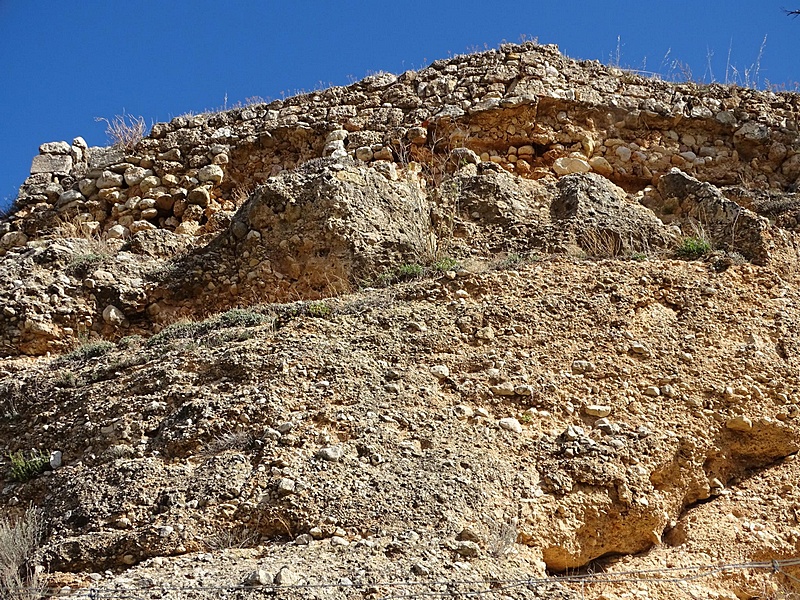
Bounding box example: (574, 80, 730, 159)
(1, 41, 800, 600)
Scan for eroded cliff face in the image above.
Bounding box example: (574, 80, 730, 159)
(1, 43, 800, 600)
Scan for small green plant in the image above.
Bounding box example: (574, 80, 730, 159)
(146, 321, 203, 348)
(396, 263, 424, 280)
(432, 256, 461, 272)
(676, 236, 711, 259)
(629, 252, 648, 262)
(57, 341, 114, 364)
(216, 309, 269, 328)
(8, 450, 49, 482)
(146, 309, 271, 348)
(306, 301, 332, 318)
(53, 370, 78, 388)
(67, 252, 108, 273)
(117, 335, 144, 350)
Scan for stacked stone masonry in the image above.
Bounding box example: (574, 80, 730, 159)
(5, 42, 800, 249)
(1, 42, 800, 357)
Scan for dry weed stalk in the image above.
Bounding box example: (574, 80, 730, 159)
(53, 215, 114, 257)
(96, 113, 147, 150)
(0, 507, 45, 600)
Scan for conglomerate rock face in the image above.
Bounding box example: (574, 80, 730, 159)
(1, 42, 800, 600)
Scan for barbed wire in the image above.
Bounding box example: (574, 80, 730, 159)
(16, 556, 800, 598)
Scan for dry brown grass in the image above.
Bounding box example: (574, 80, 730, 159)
(96, 113, 147, 150)
(0, 507, 45, 600)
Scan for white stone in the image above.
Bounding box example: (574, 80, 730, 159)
(317, 445, 343, 462)
(197, 164, 224, 184)
(274, 566, 301, 586)
(107, 224, 130, 239)
(325, 130, 348, 143)
(726, 416, 753, 431)
(102, 305, 124, 325)
(244, 570, 271, 587)
(553, 157, 591, 176)
(499, 417, 523, 433)
(615, 146, 632, 162)
(584, 405, 612, 417)
(430, 365, 450, 379)
(49, 450, 62, 469)
(96, 171, 124, 189)
(39, 141, 71, 154)
(323, 140, 347, 159)
(491, 382, 516, 396)
(57, 189, 84, 207)
(139, 176, 161, 193)
(124, 167, 148, 186)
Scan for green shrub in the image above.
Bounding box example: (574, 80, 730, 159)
(147, 309, 270, 347)
(117, 335, 144, 350)
(216, 309, 269, 328)
(676, 236, 711, 259)
(8, 450, 49, 482)
(432, 256, 460, 272)
(146, 321, 203, 348)
(53, 370, 78, 388)
(396, 263, 424, 280)
(58, 341, 114, 364)
(306, 301, 332, 318)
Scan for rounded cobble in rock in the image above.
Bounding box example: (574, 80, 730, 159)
(102, 305, 125, 325)
(198, 164, 224, 184)
(277, 478, 296, 496)
(244, 569, 271, 587)
(317, 445, 344, 462)
(107, 224, 129, 239)
(491, 382, 516, 396)
(188, 187, 211, 207)
(584, 405, 612, 417)
(726, 416, 753, 431)
(430, 365, 450, 379)
(499, 417, 523, 433)
(96, 171, 124, 189)
(476, 326, 495, 340)
(274, 566, 301, 586)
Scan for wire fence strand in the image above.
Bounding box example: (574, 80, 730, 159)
(17, 556, 800, 599)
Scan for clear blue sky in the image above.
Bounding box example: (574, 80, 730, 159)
(2, 1, 798, 211)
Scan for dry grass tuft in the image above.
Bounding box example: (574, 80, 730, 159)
(0, 507, 45, 600)
(96, 113, 147, 150)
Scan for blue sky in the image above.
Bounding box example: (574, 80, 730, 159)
(1, 1, 798, 211)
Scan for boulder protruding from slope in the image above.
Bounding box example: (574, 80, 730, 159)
(658, 169, 772, 264)
(551, 173, 672, 257)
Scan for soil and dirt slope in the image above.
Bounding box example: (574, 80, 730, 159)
(2, 42, 800, 600)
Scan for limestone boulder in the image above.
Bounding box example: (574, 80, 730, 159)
(551, 172, 671, 256)
(658, 169, 771, 263)
(226, 158, 435, 295)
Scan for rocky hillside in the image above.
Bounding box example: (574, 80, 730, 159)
(2, 42, 800, 599)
